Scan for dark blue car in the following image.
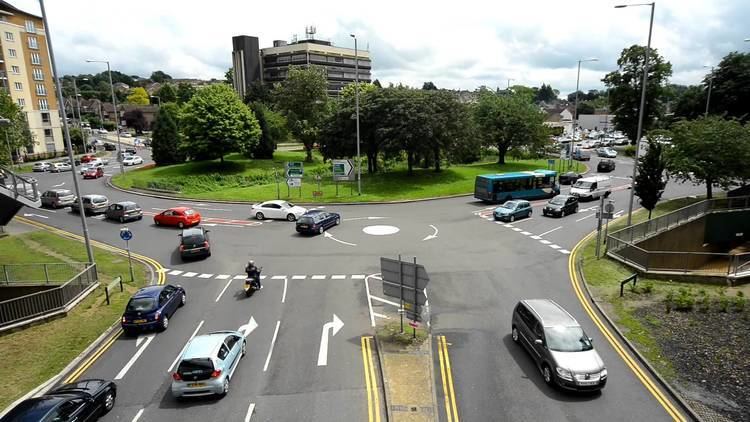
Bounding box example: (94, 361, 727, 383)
(295, 210, 341, 235)
(121, 284, 186, 335)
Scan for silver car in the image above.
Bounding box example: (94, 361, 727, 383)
(511, 299, 607, 391)
(71, 194, 109, 215)
(41, 189, 76, 208)
(171, 330, 246, 398)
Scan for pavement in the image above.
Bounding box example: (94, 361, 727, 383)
(8, 150, 704, 421)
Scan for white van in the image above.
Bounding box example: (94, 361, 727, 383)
(570, 176, 612, 200)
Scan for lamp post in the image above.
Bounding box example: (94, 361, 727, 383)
(571, 57, 598, 167)
(72, 77, 88, 152)
(150, 95, 161, 106)
(350, 33, 361, 195)
(507, 78, 514, 90)
(616, 2, 655, 227)
(86, 59, 124, 174)
(703, 65, 714, 117)
(39, 0, 95, 264)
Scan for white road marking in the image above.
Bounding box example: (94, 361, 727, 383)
(291, 275, 307, 280)
(264, 320, 281, 372)
(281, 277, 288, 303)
(196, 207, 232, 212)
(324, 231, 358, 246)
(158, 268, 170, 273)
(331, 275, 346, 279)
(364, 274, 378, 327)
(131, 409, 144, 422)
(317, 314, 344, 366)
(245, 402, 256, 422)
(351, 274, 365, 279)
(312, 275, 326, 280)
(52, 182, 65, 187)
(422, 224, 439, 241)
(115, 334, 154, 380)
(530, 235, 541, 240)
(576, 213, 596, 222)
(510, 218, 535, 224)
(238, 317, 258, 338)
(182, 272, 197, 278)
(373, 312, 389, 319)
(22, 212, 49, 219)
(216, 274, 230, 280)
(198, 273, 213, 279)
(215, 278, 234, 302)
(151, 208, 166, 211)
(560, 249, 572, 254)
(260, 275, 267, 280)
(495, 221, 504, 225)
(234, 275, 246, 279)
(539, 226, 563, 237)
(512, 228, 522, 232)
(168, 320, 204, 372)
(549, 244, 562, 249)
(371, 295, 401, 307)
(504, 224, 514, 228)
(540, 240, 552, 245)
(343, 216, 388, 221)
(168, 270, 183, 276)
(271, 275, 286, 280)
(521, 231, 532, 235)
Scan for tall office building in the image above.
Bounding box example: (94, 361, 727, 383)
(0, 1, 64, 156)
(232, 31, 372, 98)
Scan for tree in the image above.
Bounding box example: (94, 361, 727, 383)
(151, 103, 186, 165)
(247, 102, 284, 159)
(634, 138, 667, 218)
(603, 45, 673, 143)
(567, 90, 585, 103)
(372, 79, 382, 88)
(68, 127, 84, 153)
(181, 84, 261, 163)
(156, 83, 177, 103)
(150, 71, 173, 83)
(706, 52, 750, 121)
(0, 91, 33, 164)
(422, 81, 438, 90)
(666, 117, 750, 199)
(535, 83, 557, 103)
(126, 87, 150, 105)
(176, 82, 196, 105)
(224, 68, 233, 85)
(576, 102, 595, 116)
(244, 80, 272, 105)
(671, 85, 705, 120)
(123, 109, 147, 134)
(273, 66, 329, 162)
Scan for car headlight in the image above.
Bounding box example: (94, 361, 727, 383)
(600, 368, 607, 379)
(556, 367, 573, 381)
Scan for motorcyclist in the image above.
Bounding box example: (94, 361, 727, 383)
(245, 260, 262, 289)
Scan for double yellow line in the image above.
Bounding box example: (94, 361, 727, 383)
(568, 234, 685, 421)
(360, 336, 381, 422)
(437, 335, 459, 422)
(16, 216, 165, 383)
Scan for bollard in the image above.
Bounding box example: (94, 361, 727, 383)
(105, 286, 110, 305)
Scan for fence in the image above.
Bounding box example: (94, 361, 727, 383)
(0, 262, 90, 284)
(1, 164, 40, 203)
(0, 263, 98, 328)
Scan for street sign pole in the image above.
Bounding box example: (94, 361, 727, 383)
(413, 257, 418, 339)
(399, 254, 404, 334)
(595, 196, 605, 259)
(126, 238, 135, 282)
(274, 168, 280, 199)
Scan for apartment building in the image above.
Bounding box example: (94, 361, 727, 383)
(0, 1, 64, 156)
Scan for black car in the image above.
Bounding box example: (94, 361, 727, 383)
(296, 210, 341, 235)
(558, 171, 582, 185)
(597, 159, 616, 173)
(543, 195, 579, 217)
(179, 226, 211, 259)
(0, 379, 116, 422)
(103, 143, 117, 151)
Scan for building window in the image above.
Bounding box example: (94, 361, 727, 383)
(32, 68, 43, 81)
(11, 65, 20, 74)
(44, 128, 52, 138)
(28, 36, 38, 49)
(8, 48, 17, 58)
(38, 98, 48, 110)
(25, 20, 36, 33)
(36, 83, 47, 96)
(17, 98, 25, 107)
(14, 81, 22, 90)
(30, 52, 41, 65)
(5, 32, 13, 41)
(41, 112, 50, 123)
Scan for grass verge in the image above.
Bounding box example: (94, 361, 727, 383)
(0, 229, 150, 411)
(376, 321, 428, 346)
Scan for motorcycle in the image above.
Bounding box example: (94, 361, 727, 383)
(243, 267, 262, 297)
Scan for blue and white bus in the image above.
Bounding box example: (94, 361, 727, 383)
(474, 169, 559, 203)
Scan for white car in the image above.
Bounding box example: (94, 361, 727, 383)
(120, 132, 132, 138)
(32, 162, 52, 172)
(79, 162, 104, 174)
(251, 200, 307, 221)
(122, 155, 143, 166)
(50, 162, 72, 173)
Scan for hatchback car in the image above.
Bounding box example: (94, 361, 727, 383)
(122, 155, 143, 166)
(83, 167, 105, 179)
(0, 379, 117, 422)
(41, 189, 76, 209)
(121, 284, 186, 335)
(252, 200, 307, 221)
(154, 207, 201, 228)
(104, 143, 117, 151)
(493, 200, 532, 222)
(71, 194, 109, 215)
(543, 195, 579, 217)
(32, 161, 51, 172)
(179, 226, 211, 260)
(50, 162, 72, 173)
(105, 201, 143, 223)
(558, 172, 582, 185)
(80, 154, 96, 163)
(597, 147, 617, 158)
(597, 159, 616, 173)
(296, 210, 341, 234)
(512, 299, 606, 391)
(171, 331, 246, 399)
(79, 162, 104, 175)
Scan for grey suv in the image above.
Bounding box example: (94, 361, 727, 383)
(71, 194, 109, 215)
(105, 201, 143, 223)
(41, 189, 76, 208)
(511, 299, 607, 391)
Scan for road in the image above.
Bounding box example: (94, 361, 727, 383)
(16, 151, 700, 421)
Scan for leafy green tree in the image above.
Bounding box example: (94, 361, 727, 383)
(666, 117, 750, 198)
(603, 45, 673, 143)
(671, 85, 705, 120)
(225, 68, 233, 85)
(535, 83, 557, 103)
(247, 102, 280, 159)
(243, 80, 273, 105)
(176, 82, 197, 105)
(273, 66, 329, 162)
(151, 103, 186, 165)
(706, 52, 750, 121)
(0, 91, 33, 164)
(372, 79, 382, 88)
(424, 90, 472, 171)
(68, 127, 84, 152)
(126, 87, 150, 105)
(150, 71, 173, 83)
(123, 109, 147, 134)
(634, 138, 668, 219)
(156, 83, 178, 103)
(181, 84, 261, 163)
(422, 81, 438, 90)
(576, 102, 595, 115)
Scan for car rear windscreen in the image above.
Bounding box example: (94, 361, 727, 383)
(177, 358, 215, 381)
(126, 297, 156, 312)
(298, 217, 314, 224)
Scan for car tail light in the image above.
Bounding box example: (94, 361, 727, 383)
(121, 316, 127, 323)
(203, 241, 209, 248)
(172, 372, 182, 381)
(210, 369, 222, 378)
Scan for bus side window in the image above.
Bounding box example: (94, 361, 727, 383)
(493, 181, 502, 192)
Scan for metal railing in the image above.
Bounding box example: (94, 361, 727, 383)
(729, 253, 750, 278)
(0, 263, 90, 284)
(0, 164, 40, 203)
(0, 263, 97, 328)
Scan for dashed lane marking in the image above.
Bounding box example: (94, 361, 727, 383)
(292, 275, 307, 280)
(233, 275, 246, 279)
(168, 270, 183, 276)
(352, 274, 366, 279)
(540, 240, 552, 245)
(560, 249, 571, 254)
(332, 275, 346, 279)
(271, 275, 287, 280)
(182, 272, 197, 277)
(312, 275, 326, 280)
(198, 273, 213, 279)
(521, 231, 531, 235)
(530, 235, 541, 240)
(549, 244, 561, 249)
(215, 274, 230, 280)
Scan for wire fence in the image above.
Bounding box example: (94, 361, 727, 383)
(0, 263, 90, 284)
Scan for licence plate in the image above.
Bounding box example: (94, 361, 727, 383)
(578, 380, 599, 386)
(299, 225, 308, 229)
(133, 319, 147, 324)
(188, 382, 205, 388)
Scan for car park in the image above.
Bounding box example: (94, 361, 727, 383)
(252, 200, 308, 221)
(570, 176, 611, 201)
(41, 189, 76, 208)
(71, 194, 109, 215)
(0, 379, 117, 421)
(32, 161, 51, 172)
(296, 210, 341, 234)
(493, 199, 532, 222)
(512, 299, 607, 391)
(179, 226, 211, 260)
(121, 284, 186, 335)
(83, 166, 104, 179)
(543, 195, 579, 217)
(105, 201, 143, 222)
(50, 162, 72, 173)
(597, 159, 616, 173)
(171, 330, 246, 399)
(154, 207, 201, 228)
(122, 155, 143, 166)
(558, 172, 582, 185)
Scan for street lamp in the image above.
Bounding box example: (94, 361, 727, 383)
(571, 58, 598, 168)
(85, 59, 124, 175)
(72, 77, 89, 151)
(616, 2, 656, 227)
(703, 65, 714, 117)
(39, 0, 95, 264)
(507, 78, 515, 90)
(350, 33, 361, 195)
(150, 95, 161, 106)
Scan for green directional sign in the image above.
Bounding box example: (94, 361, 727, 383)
(286, 162, 304, 178)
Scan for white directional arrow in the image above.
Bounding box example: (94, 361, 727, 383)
(422, 224, 439, 241)
(238, 316, 259, 338)
(317, 314, 344, 366)
(23, 213, 48, 219)
(323, 231, 357, 246)
(52, 182, 65, 188)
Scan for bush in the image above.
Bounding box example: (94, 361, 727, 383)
(673, 287, 694, 312)
(376, 321, 427, 346)
(103, 121, 116, 131)
(623, 145, 636, 157)
(696, 289, 710, 313)
(664, 291, 674, 313)
(733, 291, 746, 312)
(716, 288, 730, 313)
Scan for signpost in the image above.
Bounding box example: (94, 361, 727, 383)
(380, 256, 430, 338)
(119, 227, 135, 282)
(595, 199, 615, 258)
(332, 159, 354, 196)
(285, 162, 303, 197)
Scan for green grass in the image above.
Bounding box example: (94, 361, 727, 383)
(112, 150, 582, 203)
(0, 230, 150, 411)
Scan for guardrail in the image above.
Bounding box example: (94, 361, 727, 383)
(0, 263, 90, 284)
(0, 164, 40, 203)
(0, 263, 98, 328)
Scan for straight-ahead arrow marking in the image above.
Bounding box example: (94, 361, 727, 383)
(317, 314, 344, 366)
(323, 231, 357, 246)
(238, 316, 258, 338)
(422, 224, 439, 241)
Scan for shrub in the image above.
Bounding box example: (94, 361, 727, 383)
(641, 281, 654, 294)
(696, 289, 710, 313)
(623, 145, 636, 157)
(716, 288, 730, 313)
(664, 291, 674, 313)
(733, 291, 746, 312)
(673, 288, 694, 312)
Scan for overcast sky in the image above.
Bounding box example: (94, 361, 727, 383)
(13, 0, 750, 96)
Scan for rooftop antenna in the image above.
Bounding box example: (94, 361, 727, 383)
(305, 25, 316, 40)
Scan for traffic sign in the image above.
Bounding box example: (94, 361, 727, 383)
(287, 178, 301, 187)
(409, 321, 420, 329)
(286, 162, 304, 178)
(596, 211, 614, 220)
(605, 201, 615, 213)
(332, 159, 354, 181)
(119, 228, 133, 241)
(313, 191, 323, 197)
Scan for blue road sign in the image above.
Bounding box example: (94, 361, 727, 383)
(120, 228, 133, 241)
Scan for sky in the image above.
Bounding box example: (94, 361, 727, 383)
(12, 0, 750, 97)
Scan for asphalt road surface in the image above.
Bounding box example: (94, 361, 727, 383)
(16, 151, 702, 421)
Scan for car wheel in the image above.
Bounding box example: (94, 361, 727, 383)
(512, 326, 519, 343)
(102, 390, 115, 413)
(542, 365, 554, 386)
(255, 212, 264, 220)
(220, 378, 229, 397)
(509, 215, 515, 222)
(335, 218, 341, 225)
(319, 226, 324, 234)
(119, 216, 125, 223)
(178, 222, 184, 228)
(159, 315, 169, 332)
(528, 210, 532, 218)
(286, 213, 296, 222)
(241, 340, 247, 357)
(179, 293, 186, 307)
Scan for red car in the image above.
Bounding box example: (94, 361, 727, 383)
(80, 154, 96, 163)
(83, 167, 104, 179)
(153, 207, 201, 228)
